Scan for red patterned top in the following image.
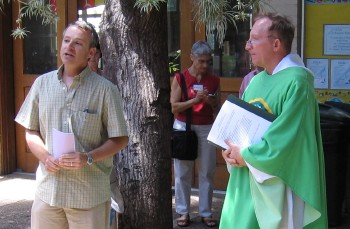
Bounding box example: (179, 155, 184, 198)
(175, 69, 220, 125)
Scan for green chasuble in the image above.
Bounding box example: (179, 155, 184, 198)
(220, 66, 327, 229)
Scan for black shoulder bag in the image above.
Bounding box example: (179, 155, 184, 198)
(171, 73, 198, 160)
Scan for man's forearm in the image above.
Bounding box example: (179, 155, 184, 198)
(25, 129, 50, 163)
(88, 136, 129, 162)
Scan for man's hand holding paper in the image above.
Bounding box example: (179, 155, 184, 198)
(222, 139, 246, 167)
(58, 152, 86, 170)
(43, 155, 61, 173)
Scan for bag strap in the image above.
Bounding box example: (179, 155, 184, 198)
(179, 73, 192, 132)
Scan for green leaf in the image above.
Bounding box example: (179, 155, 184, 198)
(134, 0, 166, 14)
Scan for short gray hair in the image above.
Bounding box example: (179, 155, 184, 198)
(63, 20, 97, 48)
(191, 40, 212, 56)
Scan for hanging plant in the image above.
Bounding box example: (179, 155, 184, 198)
(0, 0, 58, 39)
(193, 0, 272, 47)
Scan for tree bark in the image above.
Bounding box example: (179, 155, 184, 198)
(100, 1, 173, 228)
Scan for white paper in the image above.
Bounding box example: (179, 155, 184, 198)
(193, 84, 203, 91)
(330, 59, 350, 90)
(52, 128, 75, 159)
(324, 25, 350, 56)
(207, 100, 273, 150)
(306, 58, 329, 89)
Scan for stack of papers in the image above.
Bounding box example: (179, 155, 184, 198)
(207, 95, 276, 150)
(52, 128, 75, 159)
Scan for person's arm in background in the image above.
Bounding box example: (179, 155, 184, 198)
(239, 70, 256, 98)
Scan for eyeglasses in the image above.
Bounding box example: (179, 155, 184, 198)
(192, 54, 212, 65)
(197, 59, 212, 65)
(246, 35, 276, 47)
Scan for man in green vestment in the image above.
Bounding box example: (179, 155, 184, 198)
(220, 13, 328, 229)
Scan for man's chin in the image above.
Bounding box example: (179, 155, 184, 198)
(61, 58, 75, 65)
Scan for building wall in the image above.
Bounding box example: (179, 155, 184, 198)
(264, 0, 300, 54)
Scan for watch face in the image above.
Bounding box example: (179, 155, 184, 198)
(87, 154, 93, 165)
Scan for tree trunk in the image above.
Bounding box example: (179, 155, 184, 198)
(100, 1, 173, 228)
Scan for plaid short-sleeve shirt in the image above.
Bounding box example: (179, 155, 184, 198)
(15, 66, 128, 208)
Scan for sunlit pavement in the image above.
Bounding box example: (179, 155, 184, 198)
(0, 173, 36, 206)
(0, 172, 223, 229)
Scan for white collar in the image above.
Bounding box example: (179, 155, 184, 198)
(272, 54, 305, 75)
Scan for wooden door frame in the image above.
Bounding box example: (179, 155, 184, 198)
(13, 0, 78, 173)
(0, 1, 16, 175)
(12, 0, 39, 172)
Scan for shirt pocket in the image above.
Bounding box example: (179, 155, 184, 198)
(70, 111, 104, 149)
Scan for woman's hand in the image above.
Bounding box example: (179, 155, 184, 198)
(205, 94, 218, 108)
(193, 90, 206, 104)
(203, 88, 220, 113)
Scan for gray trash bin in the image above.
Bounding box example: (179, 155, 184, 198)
(319, 103, 350, 227)
(324, 101, 350, 226)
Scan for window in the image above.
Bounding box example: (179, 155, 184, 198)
(78, 5, 104, 32)
(23, 15, 57, 74)
(212, 17, 251, 78)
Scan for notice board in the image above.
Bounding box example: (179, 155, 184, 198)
(304, 1, 350, 103)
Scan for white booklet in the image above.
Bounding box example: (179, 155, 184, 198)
(52, 128, 75, 159)
(207, 95, 276, 150)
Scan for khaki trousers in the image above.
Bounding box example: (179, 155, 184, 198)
(31, 195, 110, 229)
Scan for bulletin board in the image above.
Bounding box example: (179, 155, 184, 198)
(304, 1, 350, 103)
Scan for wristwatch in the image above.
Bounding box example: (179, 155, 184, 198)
(86, 153, 94, 165)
